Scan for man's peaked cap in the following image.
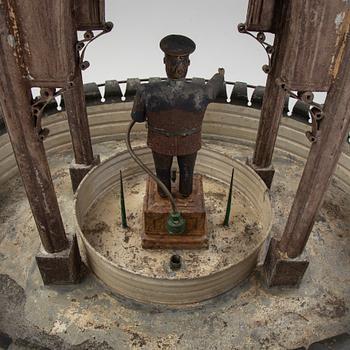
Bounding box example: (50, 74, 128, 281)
(160, 34, 196, 56)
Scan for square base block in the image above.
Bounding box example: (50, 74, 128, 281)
(142, 174, 208, 249)
(36, 234, 82, 285)
(69, 155, 100, 192)
(263, 238, 309, 287)
(246, 158, 275, 189)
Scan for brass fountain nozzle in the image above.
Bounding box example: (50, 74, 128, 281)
(167, 212, 186, 235)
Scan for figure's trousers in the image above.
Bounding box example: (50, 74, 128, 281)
(152, 151, 197, 197)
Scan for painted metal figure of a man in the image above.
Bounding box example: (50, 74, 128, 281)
(131, 34, 225, 197)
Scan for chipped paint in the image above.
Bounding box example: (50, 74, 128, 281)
(335, 12, 346, 30)
(7, 34, 14, 47)
(5, 0, 29, 75)
(330, 10, 350, 79)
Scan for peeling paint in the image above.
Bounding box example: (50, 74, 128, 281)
(5, 1, 28, 75)
(330, 10, 350, 79)
(7, 34, 15, 48)
(335, 12, 345, 30)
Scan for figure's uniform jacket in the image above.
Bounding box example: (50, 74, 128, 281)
(131, 73, 224, 156)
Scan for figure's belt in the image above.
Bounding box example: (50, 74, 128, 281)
(148, 125, 201, 137)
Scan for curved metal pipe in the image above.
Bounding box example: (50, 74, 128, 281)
(125, 120, 178, 213)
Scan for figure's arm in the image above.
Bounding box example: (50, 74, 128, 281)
(206, 68, 225, 101)
(131, 86, 146, 122)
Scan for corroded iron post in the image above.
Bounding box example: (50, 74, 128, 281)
(0, 2, 81, 284)
(64, 69, 100, 192)
(249, 57, 286, 188)
(241, 1, 286, 189)
(242, 1, 349, 189)
(264, 30, 350, 287)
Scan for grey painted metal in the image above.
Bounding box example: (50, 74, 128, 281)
(230, 82, 249, 106)
(84, 82, 102, 106)
(292, 100, 311, 124)
(104, 80, 123, 103)
(250, 86, 265, 108)
(125, 78, 141, 101)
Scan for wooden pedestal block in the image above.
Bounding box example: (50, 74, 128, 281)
(142, 175, 208, 249)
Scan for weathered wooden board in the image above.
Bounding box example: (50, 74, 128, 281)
(12, 0, 76, 87)
(278, 0, 350, 91)
(75, 0, 105, 30)
(245, 0, 277, 33)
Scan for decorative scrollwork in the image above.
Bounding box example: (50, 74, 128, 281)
(238, 23, 274, 74)
(276, 78, 324, 143)
(77, 22, 114, 71)
(31, 88, 54, 141)
(31, 87, 68, 141)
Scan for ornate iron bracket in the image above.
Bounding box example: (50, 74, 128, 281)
(31, 86, 69, 141)
(238, 23, 274, 74)
(77, 22, 114, 71)
(31, 88, 55, 141)
(276, 78, 324, 143)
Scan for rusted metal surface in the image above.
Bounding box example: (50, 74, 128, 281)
(31, 88, 56, 142)
(69, 155, 100, 192)
(63, 72, 95, 166)
(131, 35, 224, 197)
(243, 1, 349, 174)
(36, 234, 82, 285)
(152, 151, 197, 198)
(264, 238, 309, 287)
(142, 175, 208, 250)
(238, 24, 274, 73)
(245, 0, 277, 33)
(278, 28, 350, 259)
(241, 3, 288, 174)
(0, 2, 69, 253)
(252, 61, 287, 170)
(277, 80, 324, 143)
(277, 0, 350, 92)
(132, 76, 224, 193)
(76, 21, 113, 71)
(247, 158, 275, 189)
(63, 66, 101, 191)
(75, 0, 105, 30)
(8, 0, 76, 87)
(132, 74, 223, 194)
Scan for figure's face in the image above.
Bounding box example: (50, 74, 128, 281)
(164, 55, 190, 79)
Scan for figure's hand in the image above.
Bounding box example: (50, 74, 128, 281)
(218, 68, 225, 76)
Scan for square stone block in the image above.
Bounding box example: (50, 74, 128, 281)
(69, 155, 100, 192)
(36, 234, 81, 285)
(263, 238, 309, 287)
(142, 174, 208, 249)
(246, 158, 275, 189)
